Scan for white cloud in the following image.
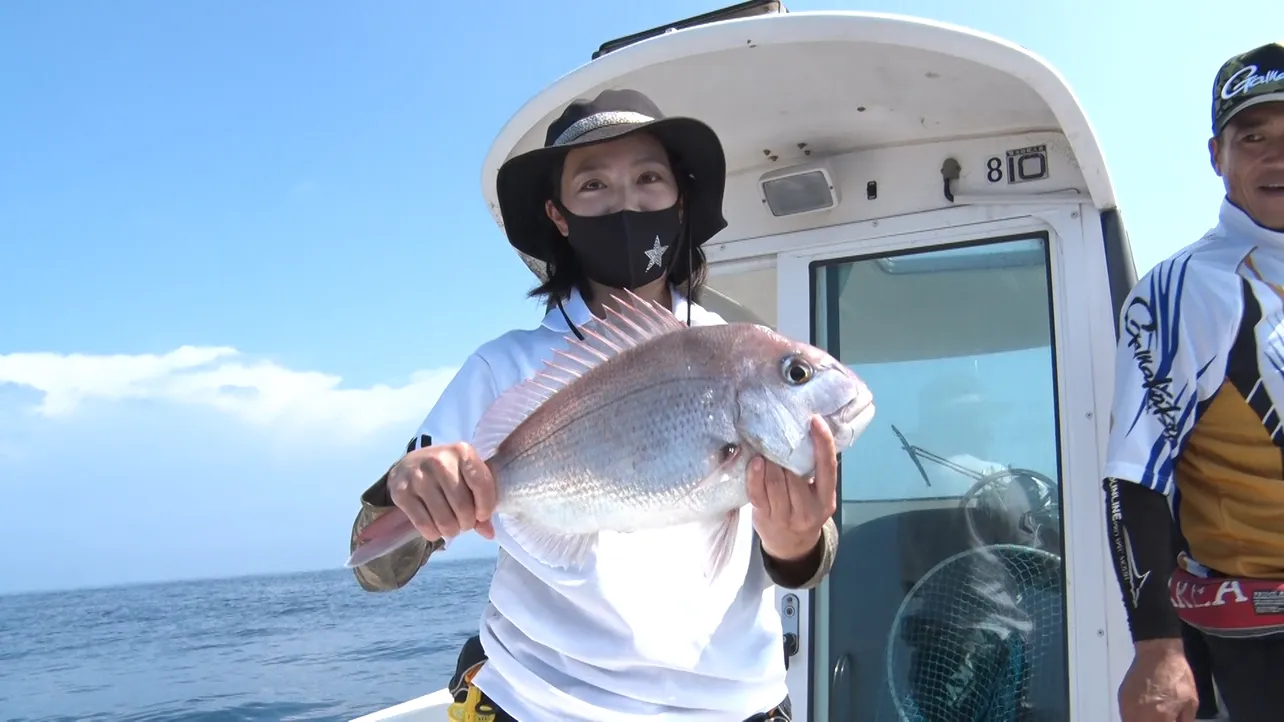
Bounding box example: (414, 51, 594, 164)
(0, 345, 458, 442)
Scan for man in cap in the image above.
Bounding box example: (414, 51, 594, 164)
(1103, 41, 1284, 722)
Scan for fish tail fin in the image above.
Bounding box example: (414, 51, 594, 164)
(345, 508, 423, 568)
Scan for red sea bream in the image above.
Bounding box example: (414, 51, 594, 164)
(347, 290, 874, 577)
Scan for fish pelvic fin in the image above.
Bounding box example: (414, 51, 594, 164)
(704, 507, 741, 580)
(345, 508, 423, 568)
(470, 289, 687, 461)
(499, 513, 598, 571)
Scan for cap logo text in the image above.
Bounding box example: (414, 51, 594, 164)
(1221, 64, 1284, 100)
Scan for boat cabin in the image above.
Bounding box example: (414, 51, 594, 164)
(359, 3, 1140, 720)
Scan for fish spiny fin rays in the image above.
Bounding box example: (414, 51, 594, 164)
(472, 376, 559, 461)
(471, 289, 686, 461)
(498, 513, 598, 571)
(565, 288, 687, 372)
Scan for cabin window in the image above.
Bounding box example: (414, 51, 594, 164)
(810, 233, 1068, 722)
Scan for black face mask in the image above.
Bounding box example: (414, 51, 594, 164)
(557, 202, 684, 291)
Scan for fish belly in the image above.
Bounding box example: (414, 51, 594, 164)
(494, 374, 747, 534)
(481, 326, 762, 577)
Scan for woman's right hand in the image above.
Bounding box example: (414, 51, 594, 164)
(388, 442, 497, 541)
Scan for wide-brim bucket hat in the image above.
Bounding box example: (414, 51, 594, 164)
(495, 88, 729, 280)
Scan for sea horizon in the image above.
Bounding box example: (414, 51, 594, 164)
(0, 544, 500, 598)
(0, 556, 497, 721)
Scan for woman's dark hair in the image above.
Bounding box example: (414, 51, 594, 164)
(527, 143, 708, 308)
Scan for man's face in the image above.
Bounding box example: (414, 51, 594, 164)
(1210, 102, 1284, 230)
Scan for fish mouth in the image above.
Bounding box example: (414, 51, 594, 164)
(832, 393, 872, 425)
(826, 392, 875, 447)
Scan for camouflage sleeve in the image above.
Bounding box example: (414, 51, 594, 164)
(761, 516, 839, 590)
(349, 467, 445, 593)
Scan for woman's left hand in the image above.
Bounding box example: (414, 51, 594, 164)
(747, 416, 838, 562)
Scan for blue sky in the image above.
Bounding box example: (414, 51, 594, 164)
(0, 0, 1275, 594)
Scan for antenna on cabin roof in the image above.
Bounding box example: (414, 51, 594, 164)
(591, 0, 787, 60)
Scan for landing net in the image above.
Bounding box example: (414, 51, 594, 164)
(887, 543, 1064, 722)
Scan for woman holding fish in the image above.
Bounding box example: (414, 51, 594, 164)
(346, 89, 874, 722)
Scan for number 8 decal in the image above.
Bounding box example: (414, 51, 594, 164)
(986, 157, 1003, 183)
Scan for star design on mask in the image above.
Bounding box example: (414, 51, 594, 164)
(643, 236, 669, 272)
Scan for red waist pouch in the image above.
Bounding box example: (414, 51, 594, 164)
(1170, 566, 1284, 638)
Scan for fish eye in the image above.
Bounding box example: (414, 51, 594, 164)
(781, 355, 813, 385)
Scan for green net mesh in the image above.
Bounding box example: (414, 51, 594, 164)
(888, 543, 1064, 722)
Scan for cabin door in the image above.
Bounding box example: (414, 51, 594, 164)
(765, 210, 1117, 722)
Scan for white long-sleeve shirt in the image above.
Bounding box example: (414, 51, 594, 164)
(408, 286, 790, 721)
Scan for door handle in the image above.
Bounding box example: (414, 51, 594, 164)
(780, 593, 800, 669)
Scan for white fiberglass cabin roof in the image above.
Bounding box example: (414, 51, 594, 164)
(480, 9, 1116, 249)
(479, 8, 1123, 361)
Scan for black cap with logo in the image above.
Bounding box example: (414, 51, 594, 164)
(1212, 41, 1284, 134)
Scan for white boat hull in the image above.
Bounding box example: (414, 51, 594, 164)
(351, 688, 453, 721)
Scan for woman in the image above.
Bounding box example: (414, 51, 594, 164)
(349, 89, 840, 722)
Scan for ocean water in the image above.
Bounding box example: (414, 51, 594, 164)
(0, 558, 496, 721)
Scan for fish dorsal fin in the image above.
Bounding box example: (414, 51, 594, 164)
(574, 288, 688, 364)
(470, 290, 687, 461)
(471, 374, 559, 461)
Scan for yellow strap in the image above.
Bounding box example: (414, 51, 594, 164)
(446, 662, 490, 722)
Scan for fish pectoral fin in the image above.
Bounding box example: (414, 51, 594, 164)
(501, 513, 598, 570)
(692, 442, 747, 494)
(703, 507, 741, 580)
